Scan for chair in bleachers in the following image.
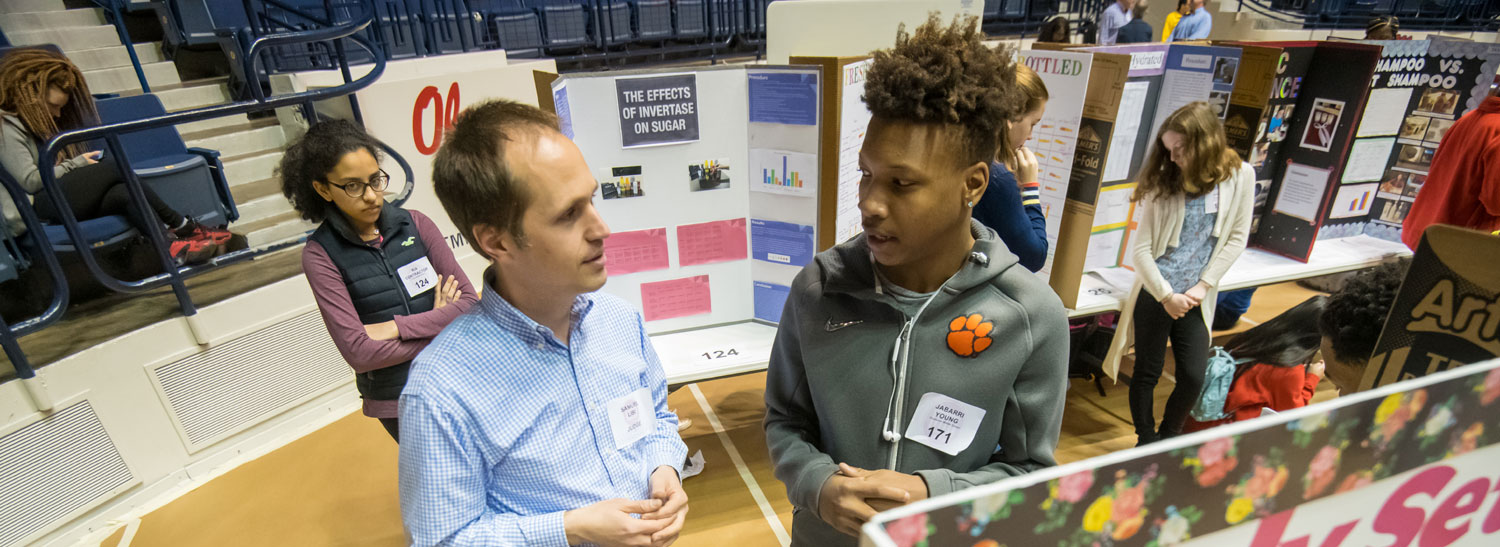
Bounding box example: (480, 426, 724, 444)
(469, 0, 545, 57)
(407, 0, 474, 55)
(631, 0, 675, 41)
(673, 0, 708, 40)
(524, 0, 592, 50)
(0, 217, 23, 285)
(0, 165, 139, 274)
(589, 0, 636, 48)
(93, 94, 238, 229)
(708, 0, 745, 41)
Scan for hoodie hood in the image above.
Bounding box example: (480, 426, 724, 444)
(819, 218, 1023, 299)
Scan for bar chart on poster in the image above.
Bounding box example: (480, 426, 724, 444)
(750, 148, 817, 196)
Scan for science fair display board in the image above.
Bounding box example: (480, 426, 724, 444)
(791, 55, 873, 251)
(1246, 42, 1381, 262)
(1012, 48, 1130, 308)
(542, 65, 823, 333)
(862, 357, 1500, 547)
(1362, 225, 1500, 392)
(1339, 39, 1500, 243)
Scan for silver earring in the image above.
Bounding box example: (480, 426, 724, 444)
(968, 201, 974, 208)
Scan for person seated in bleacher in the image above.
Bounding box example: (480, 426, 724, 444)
(1365, 16, 1399, 40)
(1037, 16, 1071, 44)
(0, 49, 229, 264)
(402, 100, 688, 547)
(1183, 296, 1326, 433)
(763, 16, 1069, 546)
(972, 63, 1048, 272)
(1318, 260, 1407, 394)
(279, 119, 477, 442)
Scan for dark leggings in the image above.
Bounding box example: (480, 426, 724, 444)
(1129, 289, 1211, 443)
(32, 159, 185, 231)
(378, 417, 399, 442)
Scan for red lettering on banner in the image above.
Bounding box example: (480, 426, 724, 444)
(413, 85, 443, 155)
(412, 82, 461, 155)
(1486, 480, 1500, 533)
(1250, 507, 1359, 547)
(1420, 478, 1490, 547)
(1375, 465, 1457, 547)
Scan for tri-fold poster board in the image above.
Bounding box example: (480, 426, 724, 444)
(538, 65, 822, 332)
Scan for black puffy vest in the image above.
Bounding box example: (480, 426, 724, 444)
(310, 204, 436, 401)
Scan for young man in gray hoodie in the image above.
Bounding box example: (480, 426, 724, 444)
(764, 15, 1070, 546)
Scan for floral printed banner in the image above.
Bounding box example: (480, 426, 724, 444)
(863, 359, 1500, 547)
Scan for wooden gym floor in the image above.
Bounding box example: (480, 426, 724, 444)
(96, 281, 1336, 547)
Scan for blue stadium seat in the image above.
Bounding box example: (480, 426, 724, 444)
(984, 0, 1003, 18)
(94, 94, 238, 229)
(591, 0, 636, 47)
(673, 0, 708, 39)
(631, 0, 674, 41)
(0, 214, 22, 283)
(409, 0, 475, 54)
(525, 1, 591, 49)
(708, 0, 744, 40)
(470, 0, 545, 56)
(0, 167, 138, 257)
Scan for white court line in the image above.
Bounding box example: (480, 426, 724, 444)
(117, 519, 141, 547)
(688, 383, 791, 546)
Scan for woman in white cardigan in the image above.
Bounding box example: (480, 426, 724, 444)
(1122, 102, 1254, 445)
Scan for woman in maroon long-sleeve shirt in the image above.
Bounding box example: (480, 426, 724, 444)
(280, 120, 477, 441)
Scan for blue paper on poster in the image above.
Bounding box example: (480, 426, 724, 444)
(753, 281, 792, 323)
(747, 72, 818, 126)
(554, 85, 574, 140)
(751, 219, 815, 266)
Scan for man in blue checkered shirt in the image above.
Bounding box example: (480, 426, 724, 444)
(400, 99, 689, 547)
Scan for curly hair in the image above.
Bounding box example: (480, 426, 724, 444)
(862, 14, 1021, 170)
(277, 119, 383, 223)
(1319, 260, 1409, 366)
(0, 48, 97, 160)
(1133, 101, 1242, 201)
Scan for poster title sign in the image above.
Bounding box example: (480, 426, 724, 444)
(1024, 55, 1087, 76)
(1372, 56, 1467, 89)
(616, 74, 700, 148)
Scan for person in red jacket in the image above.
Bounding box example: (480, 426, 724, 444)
(1184, 296, 1326, 432)
(1401, 88, 1500, 249)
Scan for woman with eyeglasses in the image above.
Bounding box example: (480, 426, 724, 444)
(280, 119, 477, 441)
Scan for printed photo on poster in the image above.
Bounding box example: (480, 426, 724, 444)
(1212, 57, 1237, 86)
(1300, 98, 1344, 153)
(1423, 118, 1455, 144)
(1394, 144, 1434, 171)
(1207, 91, 1231, 119)
(1252, 140, 1270, 169)
(1378, 169, 1412, 197)
(687, 158, 731, 191)
(1398, 115, 1430, 141)
(1415, 88, 1460, 116)
(1401, 172, 1426, 199)
(1376, 198, 1411, 223)
(1265, 104, 1294, 143)
(601, 165, 646, 199)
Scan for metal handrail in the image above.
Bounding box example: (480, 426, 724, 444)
(89, 0, 152, 93)
(3, 3, 413, 406)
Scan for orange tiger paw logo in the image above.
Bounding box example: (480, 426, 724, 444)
(946, 313, 994, 358)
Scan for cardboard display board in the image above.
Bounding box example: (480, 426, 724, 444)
(1249, 42, 1381, 262)
(1071, 44, 1169, 276)
(1015, 49, 1131, 308)
(1362, 226, 1500, 391)
(1345, 40, 1500, 242)
(791, 56, 873, 251)
(862, 357, 1500, 547)
(542, 65, 822, 332)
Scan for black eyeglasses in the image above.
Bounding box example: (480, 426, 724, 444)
(325, 170, 390, 198)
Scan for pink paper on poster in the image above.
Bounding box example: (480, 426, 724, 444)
(640, 275, 712, 322)
(677, 218, 748, 266)
(603, 228, 669, 275)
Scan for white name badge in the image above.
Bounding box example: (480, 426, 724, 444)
(1205, 186, 1220, 215)
(397, 256, 439, 297)
(903, 392, 986, 456)
(607, 387, 656, 451)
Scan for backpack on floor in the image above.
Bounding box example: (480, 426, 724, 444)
(1192, 347, 1250, 422)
